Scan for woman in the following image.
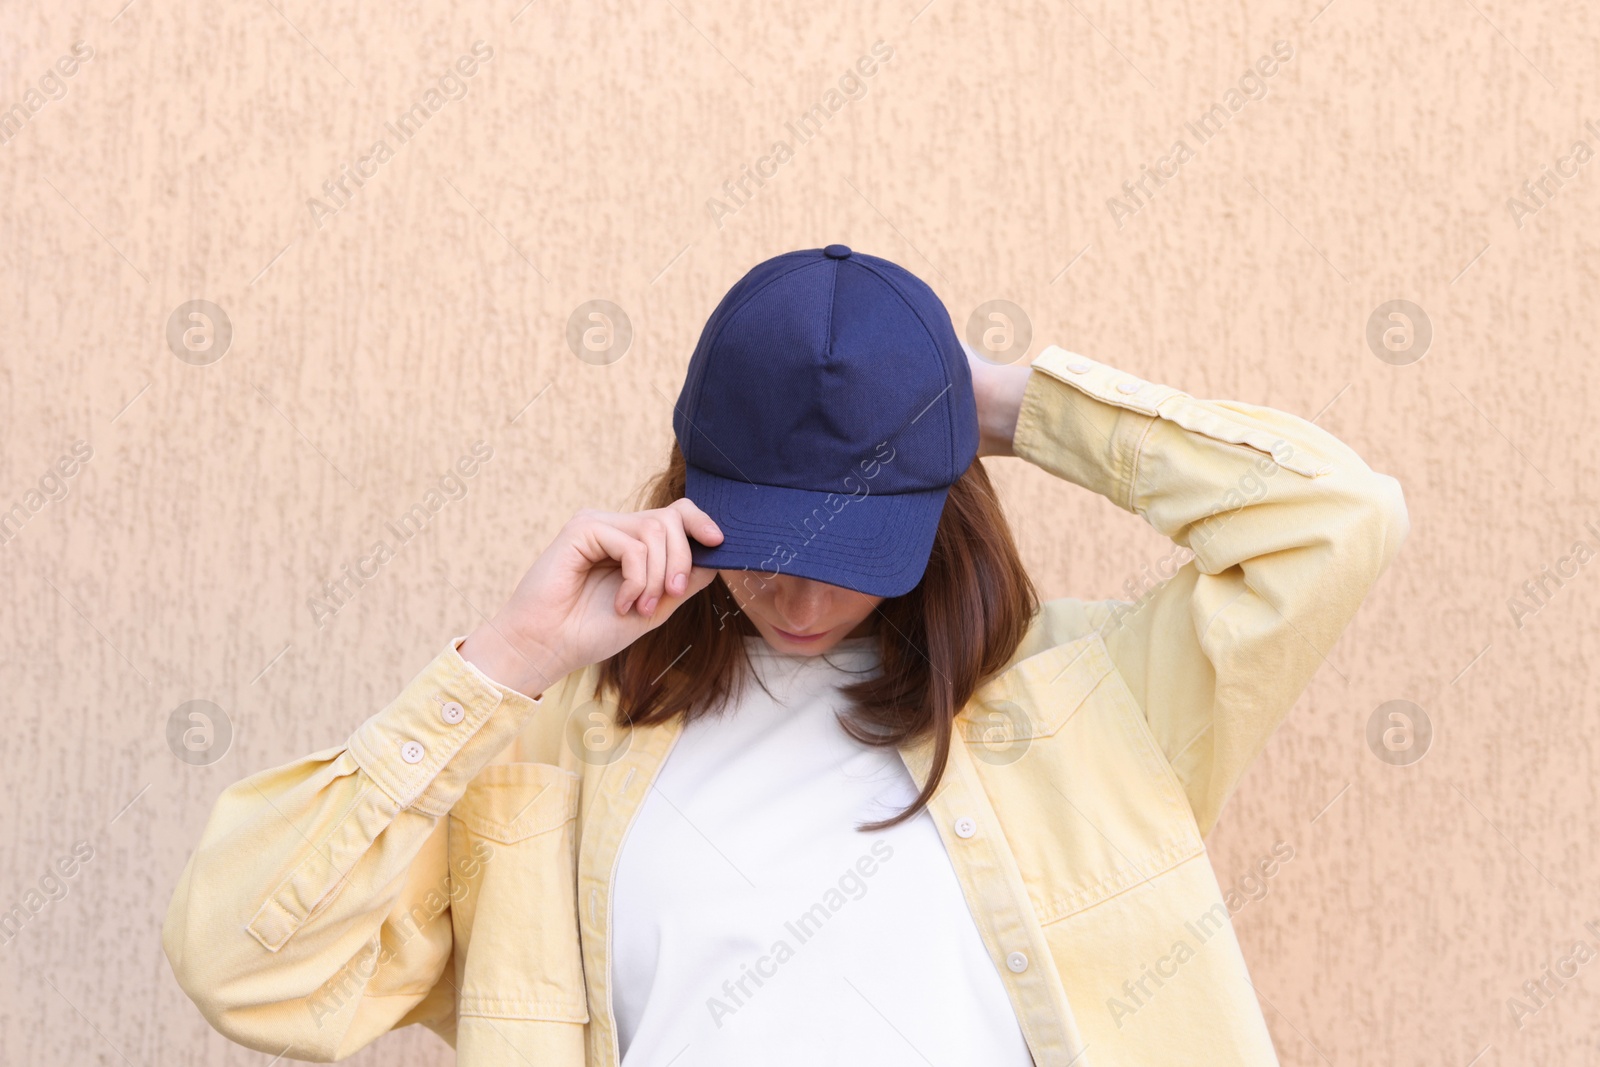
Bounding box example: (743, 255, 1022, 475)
(163, 245, 1409, 1066)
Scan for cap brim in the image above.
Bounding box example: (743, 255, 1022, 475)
(683, 464, 948, 598)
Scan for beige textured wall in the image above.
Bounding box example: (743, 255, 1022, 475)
(2, 0, 1596, 1062)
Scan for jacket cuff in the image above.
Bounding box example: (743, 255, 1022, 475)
(348, 635, 544, 818)
(1012, 346, 1185, 513)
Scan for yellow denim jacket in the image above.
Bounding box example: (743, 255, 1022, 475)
(163, 346, 1409, 1066)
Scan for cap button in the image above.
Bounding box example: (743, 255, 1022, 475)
(823, 244, 852, 259)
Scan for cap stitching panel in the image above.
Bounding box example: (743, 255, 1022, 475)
(682, 254, 825, 439)
(699, 256, 828, 369)
(848, 257, 960, 479)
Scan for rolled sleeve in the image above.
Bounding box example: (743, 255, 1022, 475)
(1011, 345, 1408, 836)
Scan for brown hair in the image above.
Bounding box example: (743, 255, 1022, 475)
(596, 441, 1038, 831)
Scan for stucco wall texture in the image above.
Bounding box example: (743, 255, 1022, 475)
(2, 0, 1596, 1063)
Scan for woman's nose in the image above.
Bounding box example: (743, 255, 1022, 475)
(774, 581, 829, 627)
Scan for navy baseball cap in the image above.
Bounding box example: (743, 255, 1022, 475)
(672, 244, 978, 598)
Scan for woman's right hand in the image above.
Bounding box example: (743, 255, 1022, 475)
(458, 498, 725, 696)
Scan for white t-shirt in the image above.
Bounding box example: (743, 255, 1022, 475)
(611, 634, 1036, 1066)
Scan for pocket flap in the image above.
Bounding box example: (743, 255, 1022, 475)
(449, 762, 579, 844)
(958, 633, 1114, 741)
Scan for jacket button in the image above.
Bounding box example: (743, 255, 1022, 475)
(440, 700, 465, 724)
(954, 816, 977, 839)
(1065, 360, 1093, 373)
(1115, 379, 1142, 394)
(400, 740, 425, 764)
(1006, 951, 1029, 973)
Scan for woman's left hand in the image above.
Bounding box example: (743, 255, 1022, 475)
(962, 339, 1033, 458)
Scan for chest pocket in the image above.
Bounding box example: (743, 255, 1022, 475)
(958, 632, 1205, 924)
(448, 761, 589, 1023)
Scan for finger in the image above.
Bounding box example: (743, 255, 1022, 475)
(582, 520, 649, 615)
(639, 507, 689, 599)
(569, 515, 630, 566)
(671, 496, 724, 547)
(636, 517, 668, 616)
(598, 512, 679, 610)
